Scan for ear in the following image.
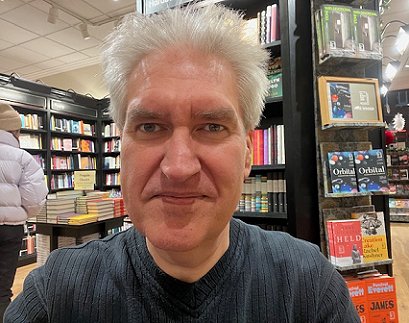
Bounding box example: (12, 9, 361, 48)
(243, 131, 253, 180)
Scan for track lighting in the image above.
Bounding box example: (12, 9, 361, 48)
(384, 60, 400, 81)
(79, 23, 90, 40)
(395, 25, 409, 56)
(47, 6, 58, 24)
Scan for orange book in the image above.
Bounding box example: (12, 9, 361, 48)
(347, 279, 369, 323)
(366, 275, 399, 322)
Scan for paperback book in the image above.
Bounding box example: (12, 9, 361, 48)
(351, 211, 389, 263)
(326, 219, 363, 268)
(327, 151, 358, 193)
(353, 149, 389, 193)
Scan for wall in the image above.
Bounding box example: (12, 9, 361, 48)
(40, 64, 108, 99)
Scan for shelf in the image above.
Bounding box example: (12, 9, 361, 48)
(50, 130, 95, 139)
(103, 168, 120, 172)
(18, 253, 37, 267)
(50, 110, 97, 121)
(20, 128, 47, 134)
(322, 122, 385, 131)
(388, 179, 409, 182)
(103, 135, 120, 139)
(51, 169, 96, 172)
(104, 184, 121, 188)
(50, 187, 74, 192)
(265, 96, 283, 104)
(233, 211, 287, 221)
(103, 151, 121, 155)
(251, 164, 285, 172)
(50, 150, 96, 155)
(390, 214, 409, 222)
(23, 148, 46, 153)
(335, 259, 393, 272)
(325, 191, 390, 198)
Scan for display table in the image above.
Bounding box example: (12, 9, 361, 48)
(29, 216, 126, 252)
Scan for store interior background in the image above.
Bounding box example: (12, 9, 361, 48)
(1, 0, 409, 317)
(0, 0, 408, 95)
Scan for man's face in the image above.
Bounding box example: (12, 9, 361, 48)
(122, 47, 252, 252)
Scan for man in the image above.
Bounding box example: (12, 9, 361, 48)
(0, 104, 48, 321)
(5, 4, 359, 322)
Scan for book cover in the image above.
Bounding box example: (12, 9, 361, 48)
(327, 151, 358, 193)
(347, 279, 368, 322)
(352, 9, 382, 60)
(351, 211, 389, 263)
(326, 219, 363, 267)
(319, 5, 355, 60)
(353, 149, 389, 193)
(365, 275, 399, 322)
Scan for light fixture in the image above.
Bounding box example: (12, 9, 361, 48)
(47, 5, 58, 24)
(384, 60, 400, 81)
(79, 23, 90, 40)
(395, 25, 409, 56)
(380, 82, 391, 96)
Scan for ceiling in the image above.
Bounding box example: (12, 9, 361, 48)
(381, 0, 409, 91)
(0, 0, 409, 93)
(0, 0, 135, 80)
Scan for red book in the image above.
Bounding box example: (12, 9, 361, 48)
(326, 219, 363, 268)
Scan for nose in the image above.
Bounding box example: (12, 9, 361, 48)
(160, 128, 201, 182)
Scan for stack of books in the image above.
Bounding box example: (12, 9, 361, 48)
(86, 199, 114, 220)
(46, 198, 76, 224)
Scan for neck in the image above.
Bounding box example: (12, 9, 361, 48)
(146, 224, 230, 283)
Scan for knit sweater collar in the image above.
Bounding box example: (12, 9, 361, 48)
(130, 218, 245, 311)
(0, 130, 19, 148)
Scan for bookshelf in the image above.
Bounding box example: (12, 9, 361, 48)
(99, 106, 121, 190)
(311, 0, 392, 274)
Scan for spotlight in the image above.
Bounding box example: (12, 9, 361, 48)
(79, 23, 90, 40)
(384, 61, 400, 81)
(395, 25, 409, 55)
(380, 83, 391, 96)
(47, 6, 58, 24)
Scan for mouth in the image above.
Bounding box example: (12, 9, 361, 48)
(153, 193, 207, 205)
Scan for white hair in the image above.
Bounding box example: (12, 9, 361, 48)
(101, 4, 270, 130)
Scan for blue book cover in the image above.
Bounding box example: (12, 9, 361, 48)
(353, 149, 389, 193)
(328, 151, 358, 193)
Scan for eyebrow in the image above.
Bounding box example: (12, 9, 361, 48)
(125, 105, 238, 125)
(125, 106, 165, 123)
(192, 108, 238, 123)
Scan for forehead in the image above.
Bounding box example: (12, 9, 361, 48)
(125, 46, 242, 118)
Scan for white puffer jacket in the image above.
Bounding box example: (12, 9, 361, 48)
(0, 130, 48, 225)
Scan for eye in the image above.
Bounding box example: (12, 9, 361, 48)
(203, 124, 225, 132)
(138, 123, 160, 133)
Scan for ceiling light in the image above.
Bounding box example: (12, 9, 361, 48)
(380, 83, 391, 96)
(384, 60, 400, 81)
(79, 23, 90, 40)
(395, 25, 409, 55)
(47, 5, 58, 24)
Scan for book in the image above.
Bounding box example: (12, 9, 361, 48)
(327, 151, 358, 193)
(316, 4, 355, 62)
(353, 149, 389, 193)
(365, 275, 399, 322)
(326, 219, 363, 268)
(351, 211, 389, 263)
(352, 8, 382, 60)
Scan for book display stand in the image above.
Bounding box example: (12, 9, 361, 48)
(312, 0, 393, 275)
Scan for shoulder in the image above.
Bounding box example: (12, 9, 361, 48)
(236, 219, 328, 274)
(44, 228, 137, 278)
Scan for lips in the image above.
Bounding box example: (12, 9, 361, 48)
(152, 192, 207, 205)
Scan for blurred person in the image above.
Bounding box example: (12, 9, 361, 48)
(0, 103, 48, 321)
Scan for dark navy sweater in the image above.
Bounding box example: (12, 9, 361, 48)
(5, 219, 359, 322)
